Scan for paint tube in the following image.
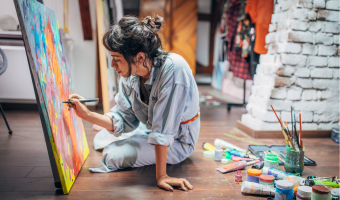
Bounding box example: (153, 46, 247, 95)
(214, 139, 248, 154)
(304, 180, 340, 187)
(263, 167, 306, 183)
(202, 142, 216, 151)
(307, 176, 337, 182)
(252, 161, 264, 169)
(241, 181, 276, 196)
(230, 150, 249, 158)
(216, 160, 257, 173)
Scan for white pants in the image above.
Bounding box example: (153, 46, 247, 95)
(89, 118, 200, 173)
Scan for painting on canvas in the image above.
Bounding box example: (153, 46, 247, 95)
(14, 0, 89, 194)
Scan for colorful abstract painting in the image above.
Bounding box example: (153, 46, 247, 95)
(15, 0, 89, 194)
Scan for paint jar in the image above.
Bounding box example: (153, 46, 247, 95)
(259, 175, 275, 188)
(264, 154, 279, 170)
(241, 181, 276, 196)
(296, 186, 312, 200)
(275, 180, 294, 200)
(235, 170, 242, 183)
(311, 185, 331, 200)
(284, 146, 304, 174)
(285, 175, 300, 194)
(214, 146, 223, 161)
(247, 169, 262, 183)
(331, 188, 340, 200)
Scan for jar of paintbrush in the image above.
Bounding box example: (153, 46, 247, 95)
(284, 146, 304, 174)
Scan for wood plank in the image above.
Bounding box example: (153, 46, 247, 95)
(96, 0, 110, 113)
(0, 167, 35, 178)
(78, 0, 93, 40)
(236, 120, 331, 138)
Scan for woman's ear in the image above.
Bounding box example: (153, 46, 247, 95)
(136, 52, 145, 64)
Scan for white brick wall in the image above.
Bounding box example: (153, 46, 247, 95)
(241, 0, 339, 131)
(326, 1, 339, 10)
(318, 45, 337, 56)
(317, 10, 339, 22)
(302, 43, 318, 55)
(307, 56, 328, 67)
(296, 78, 313, 88)
(315, 33, 334, 45)
(295, 67, 310, 77)
(310, 68, 333, 78)
(302, 90, 318, 100)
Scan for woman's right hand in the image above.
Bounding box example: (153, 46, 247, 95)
(68, 94, 91, 120)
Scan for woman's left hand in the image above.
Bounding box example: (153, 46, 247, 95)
(157, 174, 193, 192)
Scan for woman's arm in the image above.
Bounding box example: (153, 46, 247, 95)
(68, 94, 114, 130)
(155, 145, 193, 192)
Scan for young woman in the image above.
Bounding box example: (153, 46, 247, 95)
(68, 15, 200, 192)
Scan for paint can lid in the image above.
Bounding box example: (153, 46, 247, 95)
(259, 175, 275, 183)
(276, 180, 294, 190)
(297, 186, 312, 197)
(312, 185, 330, 194)
(221, 159, 230, 163)
(203, 151, 215, 158)
(247, 169, 262, 176)
(331, 188, 340, 197)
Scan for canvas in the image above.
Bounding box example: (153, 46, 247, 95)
(14, 0, 89, 194)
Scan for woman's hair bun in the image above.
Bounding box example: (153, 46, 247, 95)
(142, 15, 164, 33)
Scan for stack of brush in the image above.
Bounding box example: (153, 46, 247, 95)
(271, 105, 304, 151)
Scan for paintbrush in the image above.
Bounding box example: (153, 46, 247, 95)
(285, 121, 291, 138)
(291, 106, 294, 140)
(293, 109, 300, 149)
(62, 98, 99, 103)
(299, 112, 303, 150)
(271, 105, 289, 146)
(280, 116, 292, 148)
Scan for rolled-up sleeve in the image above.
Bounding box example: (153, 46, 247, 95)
(147, 82, 189, 146)
(104, 90, 139, 137)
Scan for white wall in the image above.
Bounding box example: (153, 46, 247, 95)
(196, 0, 212, 67)
(0, 0, 97, 105)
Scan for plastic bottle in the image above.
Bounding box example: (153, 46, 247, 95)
(264, 154, 279, 170)
(235, 170, 242, 183)
(214, 146, 223, 161)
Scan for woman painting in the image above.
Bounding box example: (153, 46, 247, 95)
(68, 15, 200, 192)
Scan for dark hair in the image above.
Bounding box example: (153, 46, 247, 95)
(102, 15, 167, 79)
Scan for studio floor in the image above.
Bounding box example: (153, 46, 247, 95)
(0, 87, 339, 200)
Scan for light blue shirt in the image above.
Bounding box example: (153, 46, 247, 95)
(105, 53, 200, 147)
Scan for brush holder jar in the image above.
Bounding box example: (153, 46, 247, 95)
(284, 146, 304, 174)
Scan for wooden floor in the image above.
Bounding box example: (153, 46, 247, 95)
(0, 95, 339, 199)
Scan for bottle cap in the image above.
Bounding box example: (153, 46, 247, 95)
(216, 146, 222, 150)
(259, 175, 275, 183)
(247, 169, 262, 176)
(331, 188, 340, 197)
(221, 159, 230, 163)
(297, 186, 312, 198)
(276, 180, 294, 190)
(312, 185, 330, 194)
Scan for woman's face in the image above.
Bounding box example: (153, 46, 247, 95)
(109, 51, 134, 78)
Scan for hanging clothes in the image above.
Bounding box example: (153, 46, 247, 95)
(219, 0, 231, 34)
(245, 0, 274, 54)
(226, 0, 252, 80)
(234, 14, 251, 58)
